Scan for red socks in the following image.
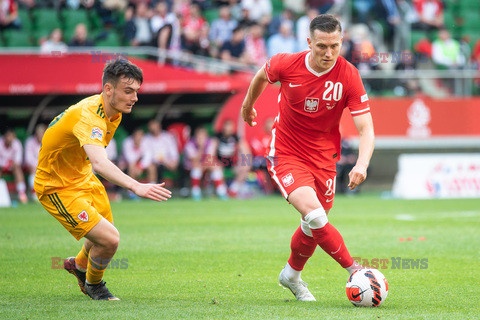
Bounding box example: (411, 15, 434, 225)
(287, 226, 317, 271)
(310, 223, 353, 268)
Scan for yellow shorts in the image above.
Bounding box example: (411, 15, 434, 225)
(38, 180, 113, 240)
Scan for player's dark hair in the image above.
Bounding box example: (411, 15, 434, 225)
(309, 14, 342, 36)
(102, 59, 143, 88)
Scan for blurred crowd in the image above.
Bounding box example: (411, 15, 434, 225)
(2, 0, 480, 95)
(0, 116, 361, 203)
(1, 118, 287, 203)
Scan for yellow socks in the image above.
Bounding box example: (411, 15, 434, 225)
(86, 255, 110, 285)
(75, 245, 89, 272)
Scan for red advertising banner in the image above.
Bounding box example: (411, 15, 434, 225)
(340, 96, 480, 138)
(0, 54, 249, 95)
(215, 86, 480, 146)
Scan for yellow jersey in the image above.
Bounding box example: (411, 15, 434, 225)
(34, 94, 121, 194)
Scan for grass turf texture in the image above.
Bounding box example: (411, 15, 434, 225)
(1, 194, 479, 319)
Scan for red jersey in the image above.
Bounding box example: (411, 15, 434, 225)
(264, 51, 370, 169)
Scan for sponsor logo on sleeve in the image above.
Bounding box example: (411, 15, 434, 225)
(281, 173, 295, 187)
(361, 94, 369, 103)
(91, 127, 104, 141)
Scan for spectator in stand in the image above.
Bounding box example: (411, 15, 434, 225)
(212, 0, 230, 6)
(40, 28, 68, 54)
(283, 0, 305, 14)
(393, 49, 421, 96)
(209, 5, 237, 56)
(0, 129, 27, 204)
(431, 28, 465, 70)
(412, 0, 444, 32)
(241, 0, 272, 28)
(180, 2, 208, 55)
(124, 2, 153, 47)
(340, 28, 354, 62)
(0, 0, 20, 30)
(122, 128, 156, 188)
(336, 139, 358, 194)
(472, 38, 480, 67)
(296, 7, 319, 52)
(184, 126, 228, 201)
(306, 0, 335, 14)
(237, 4, 255, 28)
(220, 26, 246, 64)
(215, 119, 251, 198)
(145, 119, 179, 185)
(24, 124, 46, 200)
(349, 24, 376, 70)
(150, 1, 180, 52)
(378, 0, 401, 48)
(471, 39, 480, 88)
(249, 117, 274, 194)
(105, 137, 118, 162)
(267, 21, 297, 58)
(352, 0, 376, 24)
(226, 0, 242, 20)
(268, 8, 294, 37)
(244, 23, 268, 66)
(69, 23, 95, 47)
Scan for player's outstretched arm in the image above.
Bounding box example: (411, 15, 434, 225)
(241, 66, 269, 127)
(348, 113, 375, 190)
(84, 144, 172, 202)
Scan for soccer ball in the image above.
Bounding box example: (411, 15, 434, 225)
(346, 269, 389, 307)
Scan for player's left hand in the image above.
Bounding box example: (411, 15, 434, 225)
(241, 106, 257, 127)
(132, 182, 172, 202)
(348, 164, 368, 190)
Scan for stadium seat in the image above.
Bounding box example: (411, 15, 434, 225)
(458, 0, 480, 10)
(14, 127, 27, 144)
(32, 8, 62, 40)
(203, 9, 219, 24)
(17, 8, 33, 33)
(271, 0, 284, 16)
(2, 29, 34, 47)
(410, 30, 428, 50)
(60, 9, 90, 41)
(94, 31, 121, 47)
(462, 11, 480, 31)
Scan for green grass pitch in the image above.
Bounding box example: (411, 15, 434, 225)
(1, 194, 479, 319)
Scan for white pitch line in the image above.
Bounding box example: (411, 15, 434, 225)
(395, 211, 480, 221)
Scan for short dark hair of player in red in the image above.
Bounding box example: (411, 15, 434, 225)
(309, 14, 342, 35)
(102, 58, 143, 88)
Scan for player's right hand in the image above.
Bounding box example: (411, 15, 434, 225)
(132, 182, 172, 202)
(241, 106, 257, 127)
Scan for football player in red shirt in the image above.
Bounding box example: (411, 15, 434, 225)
(241, 14, 374, 301)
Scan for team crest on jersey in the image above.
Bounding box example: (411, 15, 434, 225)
(91, 127, 103, 141)
(304, 97, 319, 113)
(77, 210, 89, 222)
(281, 173, 294, 187)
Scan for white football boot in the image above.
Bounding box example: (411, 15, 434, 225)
(278, 267, 316, 301)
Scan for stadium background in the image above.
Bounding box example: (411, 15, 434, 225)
(1, 0, 479, 199)
(1, 1, 480, 318)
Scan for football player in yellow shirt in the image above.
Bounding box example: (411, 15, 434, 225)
(35, 59, 172, 300)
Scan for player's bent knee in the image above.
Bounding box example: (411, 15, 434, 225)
(107, 228, 120, 251)
(85, 218, 120, 250)
(304, 207, 328, 229)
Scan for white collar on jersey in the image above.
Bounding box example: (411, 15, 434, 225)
(305, 52, 337, 77)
